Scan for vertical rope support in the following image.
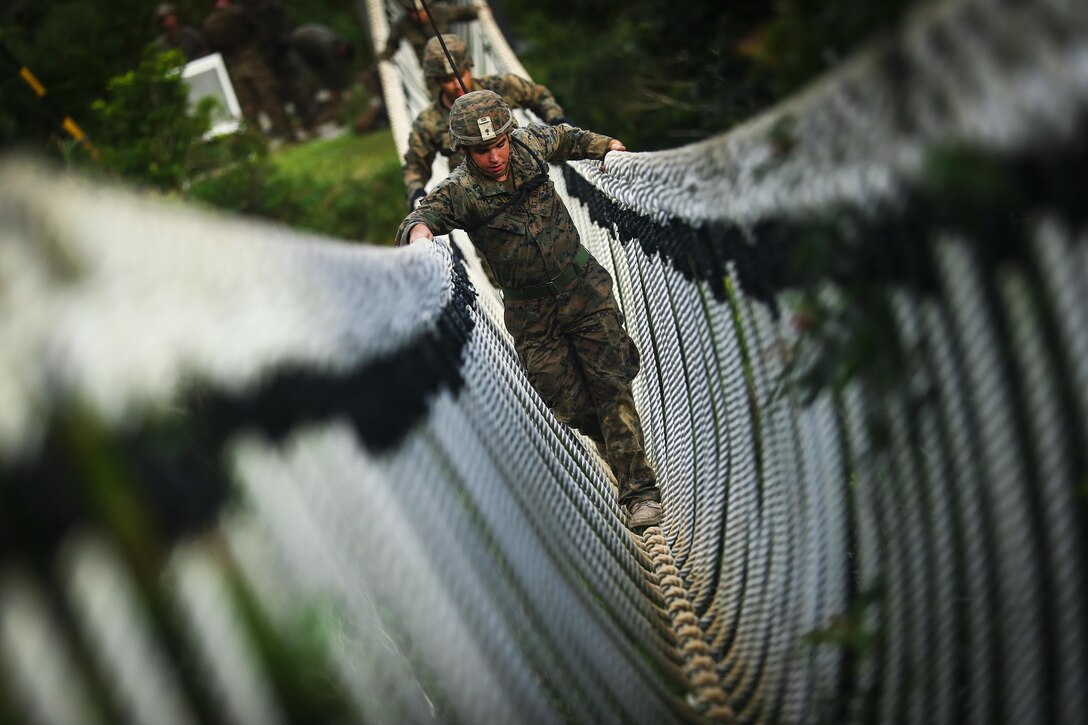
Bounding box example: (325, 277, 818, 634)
(640, 526, 735, 723)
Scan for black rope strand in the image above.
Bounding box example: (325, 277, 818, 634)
(417, 0, 469, 95)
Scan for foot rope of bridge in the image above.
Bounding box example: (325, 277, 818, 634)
(639, 527, 735, 723)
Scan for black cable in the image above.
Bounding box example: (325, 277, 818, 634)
(416, 0, 469, 95)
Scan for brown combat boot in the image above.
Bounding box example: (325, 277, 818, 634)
(627, 500, 663, 529)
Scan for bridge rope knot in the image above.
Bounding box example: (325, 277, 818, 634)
(640, 527, 735, 723)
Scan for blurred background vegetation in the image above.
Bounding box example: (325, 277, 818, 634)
(0, 0, 370, 149)
(0, 0, 920, 241)
(495, 0, 918, 149)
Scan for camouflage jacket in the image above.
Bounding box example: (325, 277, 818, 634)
(396, 124, 613, 291)
(401, 74, 566, 203)
(203, 6, 262, 65)
(379, 5, 478, 62)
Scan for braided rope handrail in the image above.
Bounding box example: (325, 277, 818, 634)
(0, 0, 1086, 722)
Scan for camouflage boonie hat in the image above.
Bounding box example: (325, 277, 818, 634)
(156, 2, 178, 20)
(449, 90, 515, 150)
(423, 34, 472, 79)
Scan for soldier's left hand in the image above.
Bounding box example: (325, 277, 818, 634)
(600, 139, 626, 172)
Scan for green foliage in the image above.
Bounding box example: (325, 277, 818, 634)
(495, 0, 919, 150)
(91, 48, 221, 191)
(3, 0, 394, 241)
(1, 0, 368, 152)
(753, 0, 916, 96)
(1, 0, 153, 149)
(228, 573, 356, 721)
(188, 130, 405, 244)
(803, 583, 882, 653)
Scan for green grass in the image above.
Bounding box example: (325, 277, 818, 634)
(270, 130, 398, 186)
(189, 128, 407, 246)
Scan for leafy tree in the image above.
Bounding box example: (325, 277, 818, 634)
(493, 0, 919, 150)
(1, 0, 154, 151)
(1, 0, 367, 154)
(90, 48, 240, 191)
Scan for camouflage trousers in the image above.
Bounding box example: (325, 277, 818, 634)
(504, 257, 660, 506)
(229, 51, 293, 138)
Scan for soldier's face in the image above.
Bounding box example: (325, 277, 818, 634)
(468, 134, 511, 181)
(438, 69, 472, 101)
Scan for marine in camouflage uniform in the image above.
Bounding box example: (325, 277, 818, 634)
(203, 0, 294, 139)
(378, 1, 479, 63)
(397, 90, 663, 528)
(402, 34, 568, 208)
(239, 0, 318, 132)
(293, 23, 354, 93)
(153, 4, 210, 61)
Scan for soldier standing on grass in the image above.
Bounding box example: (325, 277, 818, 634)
(239, 0, 319, 135)
(402, 34, 570, 210)
(203, 0, 295, 142)
(397, 90, 664, 529)
(292, 23, 356, 122)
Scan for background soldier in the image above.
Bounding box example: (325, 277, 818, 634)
(402, 33, 570, 209)
(358, 0, 479, 136)
(292, 23, 356, 121)
(239, 0, 318, 135)
(203, 0, 295, 141)
(378, 0, 479, 63)
(397, 90, 664, 529)
(153, 3, 210, 61)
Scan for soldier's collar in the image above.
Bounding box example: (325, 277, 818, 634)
(468, 165, 510, 197)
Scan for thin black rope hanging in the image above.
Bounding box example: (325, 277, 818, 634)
(416, 0, 469, 95)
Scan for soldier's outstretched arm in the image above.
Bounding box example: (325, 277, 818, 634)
(395, 184, 463, 246)
(378, 20, 403, 61)
(530, 123, 621, 164)
(402, 125, 439, 208)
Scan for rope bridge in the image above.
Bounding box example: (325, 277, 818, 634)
(1, 0, 1085, 722)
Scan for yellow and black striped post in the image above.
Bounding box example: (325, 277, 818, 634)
(1, 40, 100, 160)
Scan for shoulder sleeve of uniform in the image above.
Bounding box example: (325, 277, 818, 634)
(521, 124, 561, 161)
(402, 121, 439, 202)
(379, 20, 404, 59)
(395, 177, 466, 246)
(526, 123, 610, 162)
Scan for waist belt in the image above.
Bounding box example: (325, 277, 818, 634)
(501, 247, 590, 301)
